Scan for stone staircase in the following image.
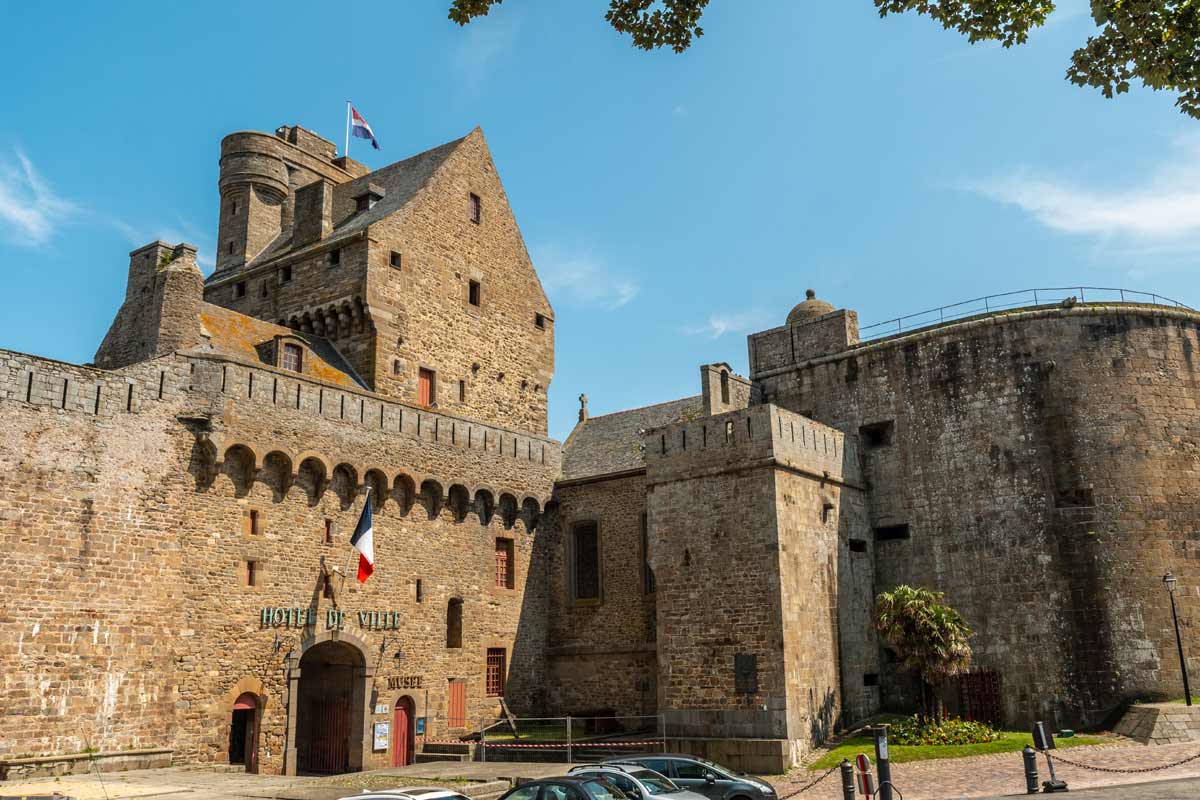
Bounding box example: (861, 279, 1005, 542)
(415, 742, 473, 764)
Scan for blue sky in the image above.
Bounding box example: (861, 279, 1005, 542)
(1, 1, 1197, 440)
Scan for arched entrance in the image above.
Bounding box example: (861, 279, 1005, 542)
(229, 692, 260, 773)
(392, 696, 416, 767)
(294, 640, 366, 774)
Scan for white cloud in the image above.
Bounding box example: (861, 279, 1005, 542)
(968, 136, 1200, 251)
(684, 309, 772, 339)
(0, 150, 76, 246)
(535, 246, 639, 311)
(109, 218, 215, 272)
(452, 14, 520, 88)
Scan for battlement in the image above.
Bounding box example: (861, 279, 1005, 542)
(0, 348, 561, 500)
(643, 404, 859, 486)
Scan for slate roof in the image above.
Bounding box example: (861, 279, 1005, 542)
(192, 303, 366, 389)
(236, 134, 468, 270)
(561, 396, 704, 481)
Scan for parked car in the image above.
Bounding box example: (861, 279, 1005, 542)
(338, 787, 476, 800)
(567, 763, 709, 800)
(603, 756, 775, 800)
(496, 775, 631, 800)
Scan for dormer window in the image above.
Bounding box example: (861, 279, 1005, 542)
(354, 184, 385, 214)
(281, 343, 303, 373)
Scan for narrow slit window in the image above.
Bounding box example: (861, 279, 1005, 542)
(446, 598, 463, 648)
(459, 379, 467, 402)
(234, 281, 246, 299)
(324, 519, 333, 544)
(572, 521, 601, 602)
(280, 266, 292, 284)
(469, 193, 482, 224)
(468, 280, 481, 307)
(328, 248, 341, 267)
(245, 560, 258, 587)
(495, 537, 515, 589)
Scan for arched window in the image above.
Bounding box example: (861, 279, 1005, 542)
(720, 370, 730, 404)
(446, 598, 463, 648)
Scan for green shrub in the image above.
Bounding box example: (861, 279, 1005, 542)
(889, 715, 1002, 746)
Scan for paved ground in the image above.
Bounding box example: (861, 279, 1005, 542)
(5, 744, 1200, 800)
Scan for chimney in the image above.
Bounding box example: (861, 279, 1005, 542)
(293, 178, 333, 247)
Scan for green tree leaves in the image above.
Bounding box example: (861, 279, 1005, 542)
(874, 585, 973, 717)
(448, 1, 1200, 118)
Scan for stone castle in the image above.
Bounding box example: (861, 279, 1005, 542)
(2, 122, 1197, 777)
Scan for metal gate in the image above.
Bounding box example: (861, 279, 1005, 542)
(958, 670, 1003, 726)
(301, 698, 351, 774)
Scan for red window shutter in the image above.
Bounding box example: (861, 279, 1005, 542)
(448, 681, 466, 728)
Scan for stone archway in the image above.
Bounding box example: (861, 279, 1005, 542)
(285, 632, 372, 775)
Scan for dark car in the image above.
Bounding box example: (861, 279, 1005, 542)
(497, 776, 632, 800)
(603, 756, 775, 800)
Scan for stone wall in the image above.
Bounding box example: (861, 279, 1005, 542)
(0, 346, 558, 773)
(752, 303, 1200, 728)
(544, 473, 657, 717)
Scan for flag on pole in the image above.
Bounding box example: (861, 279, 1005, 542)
(350, 493, 374, 582)
(350, 106, 380, 150)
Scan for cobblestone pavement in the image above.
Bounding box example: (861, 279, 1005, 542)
(768, 741, 1200, 799)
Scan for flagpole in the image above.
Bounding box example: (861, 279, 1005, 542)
(344, 100, 352, 158)
(337, 485, 370, 600)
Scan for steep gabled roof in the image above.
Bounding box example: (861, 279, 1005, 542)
(561, 396, 704, 482)
(192, 303, 365, 388)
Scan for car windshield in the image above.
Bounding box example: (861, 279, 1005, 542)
(629, 771, 678, 795)
(584, 779, 627, 800)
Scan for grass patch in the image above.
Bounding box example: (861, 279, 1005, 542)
(806, 729, 1108, 771)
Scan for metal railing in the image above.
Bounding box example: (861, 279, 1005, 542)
(858, 286, 1193, 342)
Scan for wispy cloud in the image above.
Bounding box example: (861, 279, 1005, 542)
(684, 309, 772, 339)
(109, 217, 215, 272)
(0, 149, 76, 246)
(966, 135, 1200, 252)
(452, 13, 520, 88)
(535, 246, 639, 311)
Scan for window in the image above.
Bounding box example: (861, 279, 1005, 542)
(734, 653, 758, 694)
(418, 368, 436, 407)
(458, 379, 467, 403)
(355, 195, 371, 213)
(328, 248, 340, 267)
(572, 521, 601, 601)
(415, 578, 423, 603)
(720, 370, 730, 404)
(535, 313, 546, 330)
(468, 280, 481, 307)
(227, 241, 235, 256)
(281, 343, 303, 373)
(874, 524, 911, 541)
(229, 200, 237, 217)
(279, 266, 292, 284)
(849, 538, 868, 553)
(260, 281, 269, 298)
(249, 509, 260, 536)
(641, 513, 655, 594)
(393, 360, 402, 376)
(860, 420, 894, 449)
(234, 281, 246, 299)
(321, 573, 333, 599)
(390, 251, 402, 268)
(323, 519, 333, 544)
(446, 598, 463, 648)
(495, 537, 515, 589)
(245, 560, 258, 587)
(447, 680, 467, 727)
(469, 192, 482, 224)
(486, 648, 506, 696)
(674, 762, 709, 780)
(863, 673, 880, 687)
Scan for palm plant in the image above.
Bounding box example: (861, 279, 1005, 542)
(874, 585, 973, 721)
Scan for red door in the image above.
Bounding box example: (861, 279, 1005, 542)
(418, 369, 435, 407)
(393, 696, 415, 767)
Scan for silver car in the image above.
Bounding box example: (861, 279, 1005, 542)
(604, 756, 775, 800)
(338, 787, 475, 800)
(567, 764, 708, 800)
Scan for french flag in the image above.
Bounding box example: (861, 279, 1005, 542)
(351, 107, 380, 150)
(350, 493, 374, 582)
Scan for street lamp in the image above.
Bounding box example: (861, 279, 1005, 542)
(1163, 573, 1192, 707)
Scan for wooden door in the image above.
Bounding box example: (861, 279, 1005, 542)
(393, 697, 413, 767)
(418, 368, 435, 406)
(447, 680, 466, 728)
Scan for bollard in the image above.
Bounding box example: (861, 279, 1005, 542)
(873, 725, 893, 800)
(1022, 746, 1039, 794)
(840, 759, 855, 800)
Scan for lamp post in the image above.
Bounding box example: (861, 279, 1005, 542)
(1163, 573, 1193, 707)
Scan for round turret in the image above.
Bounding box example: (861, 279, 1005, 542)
(786, 289, 834, 325)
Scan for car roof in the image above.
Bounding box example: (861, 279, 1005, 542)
(569, 765, 639, 774)
(342, 789, 470, 800)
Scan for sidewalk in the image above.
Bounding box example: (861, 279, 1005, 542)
(769, 740, 1200, 799)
